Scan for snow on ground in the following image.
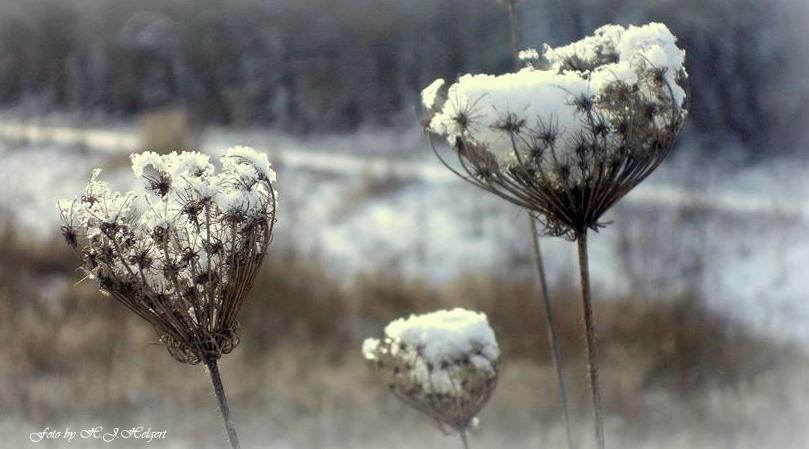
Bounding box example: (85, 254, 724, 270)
(1, 121, 808, 345)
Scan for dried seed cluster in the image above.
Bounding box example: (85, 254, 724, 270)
(59, 147, 278, 364)
(422, 23, 688, 238)
(363, 309, 500, 433)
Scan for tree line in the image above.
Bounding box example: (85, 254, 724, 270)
(0, 0, 806, 157)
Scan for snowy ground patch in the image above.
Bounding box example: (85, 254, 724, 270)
(1, 122, 808, 345)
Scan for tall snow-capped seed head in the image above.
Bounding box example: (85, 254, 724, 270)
(58, 147, 278, 364)
(362, 309, 500, 435)
(422, 22, 688, 239)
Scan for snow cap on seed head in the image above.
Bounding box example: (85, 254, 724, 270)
(363, 308, 499, 433)
(58, 146, 278, 364)
(421, 22, 688, 238)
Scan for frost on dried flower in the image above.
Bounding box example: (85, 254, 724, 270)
(59, 147, 278, 364)
(422, 22, 688, 238)
(363, 308, 500, 434)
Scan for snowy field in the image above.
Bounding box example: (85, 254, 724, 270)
(2, 119, 809, 449)
(1, 119, 809, 349)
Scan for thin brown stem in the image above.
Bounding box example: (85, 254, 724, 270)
(528, 214, 575, 449)
(504, 3, 575, 447)
(206, 359, 241, 449)
(576, 231, 605, 449)
(460, 429, 471, 449)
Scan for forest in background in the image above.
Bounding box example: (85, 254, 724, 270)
(0, 0, 807, 158)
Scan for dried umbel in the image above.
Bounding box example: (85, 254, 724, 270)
(423, 23, 689, 449)
(58, 147, 278, 364)
(363, 309, 499, 443)
(422, 22, 688, 239)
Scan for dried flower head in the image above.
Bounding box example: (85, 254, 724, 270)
(58, 147, 278, 364)
(422, 22, 688, 239)
(363, 308, 500, 434)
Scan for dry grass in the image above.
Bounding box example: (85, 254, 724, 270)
(1, 230, 806, 448)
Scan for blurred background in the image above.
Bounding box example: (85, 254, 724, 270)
(1, 0, 809, 448)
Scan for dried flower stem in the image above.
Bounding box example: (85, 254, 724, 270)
(505, 3, 575, 448)
(206, 359, 241, 449)
(60, 149, 279, 449)
(575, 230, 605, 449)
(460, 429, 471, 449)
(423, 23, 688, 449)
(529, 215, 575, 449)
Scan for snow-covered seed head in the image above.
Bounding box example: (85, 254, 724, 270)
(58, 147, 278, 364)
(517, 48, 540, 66)
(362, 308, 500, 434)
(422, 22, 688, 239)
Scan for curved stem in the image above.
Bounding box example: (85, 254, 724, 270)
(528, 214, 575, 449)
(206, 359, 241, 449)
(459, 430, 471, 449)
(576, 231, 605, 449)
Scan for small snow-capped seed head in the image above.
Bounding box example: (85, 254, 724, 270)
(223, 146, 276, 183)
(422, 22, 688, 239)
(131, 151, 165, 178)
(518, 48, 540, 66)
(421, 79, 446, 111)
(57, 148, 278, 365)
(362, 308, 500, 434)
(131, 151, 173, 196)
(169, 151, 213, 178)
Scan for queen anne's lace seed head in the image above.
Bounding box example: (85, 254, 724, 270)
(422, 22, 688, 239)
(362, 309, 500, 434)
(59, 147, 278, 364)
